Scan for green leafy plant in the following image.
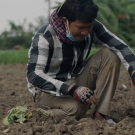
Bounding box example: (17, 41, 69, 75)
(2, 106, 32, 125)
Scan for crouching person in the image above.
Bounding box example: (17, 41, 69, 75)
(27, 0, 135, 122)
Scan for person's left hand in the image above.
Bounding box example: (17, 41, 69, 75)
(131, 71, 135, 86)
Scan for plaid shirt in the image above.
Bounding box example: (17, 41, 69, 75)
(27, 11, 135, 97)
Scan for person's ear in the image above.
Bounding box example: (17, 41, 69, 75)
(62, 17, 67, 26)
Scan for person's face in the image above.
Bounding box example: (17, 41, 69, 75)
(62, 17, 93, 41)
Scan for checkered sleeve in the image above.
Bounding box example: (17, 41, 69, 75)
(27, 31, 70, 96)
(93, 19, 135, 76)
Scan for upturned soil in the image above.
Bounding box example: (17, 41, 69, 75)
(0, 64, 135, 135)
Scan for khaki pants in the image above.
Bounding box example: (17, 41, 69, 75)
(35, 48, 120, 121)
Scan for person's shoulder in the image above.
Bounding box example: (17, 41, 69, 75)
(93, 19, 102, 25)
(37, 23, 56, 38)
(93, 19, 104, 32)
(37, 23, 49, 35)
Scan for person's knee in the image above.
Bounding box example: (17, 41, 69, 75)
(101, 48, 120, 65)
(65, 101, 88, 120)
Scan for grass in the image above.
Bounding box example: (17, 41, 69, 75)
(0, 49, 28, 64)
(0, 47, 135, 64)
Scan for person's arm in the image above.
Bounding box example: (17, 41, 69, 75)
(27, 32, 70, 96)
(93, 19, 135, 85)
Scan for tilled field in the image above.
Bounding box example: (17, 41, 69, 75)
(0, 64, 135, 135)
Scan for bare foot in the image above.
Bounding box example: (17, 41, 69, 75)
(94, 112, 105, 121)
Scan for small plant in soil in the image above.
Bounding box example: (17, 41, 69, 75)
(2, 105, 32, 125)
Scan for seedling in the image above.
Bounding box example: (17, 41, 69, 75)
(2, 105, 32, 125)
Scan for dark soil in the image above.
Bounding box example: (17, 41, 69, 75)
(0, 64, 135, 135)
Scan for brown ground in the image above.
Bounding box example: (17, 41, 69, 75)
(0, 64, 135, 135)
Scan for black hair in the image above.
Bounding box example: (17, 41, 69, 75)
(61, 0, 98, 23)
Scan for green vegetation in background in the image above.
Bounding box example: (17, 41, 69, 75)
(1, 47, 135, 65)
(0, 48, 100, 65)
(0, 17, 47, 50)
(0, 49, 28, 64)
(95, 0, 135, 47)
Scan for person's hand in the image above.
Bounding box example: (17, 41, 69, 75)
(68, 85, 98, 105)
(131, 71, 135, 86)
(85, 93, 97, 105)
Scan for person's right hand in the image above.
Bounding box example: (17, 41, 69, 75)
(68, 85, 98, 105)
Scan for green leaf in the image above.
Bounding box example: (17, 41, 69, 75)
(2, 105, 28, 125)
(97, 3, 118, 33)
(13, 106, 27, 115)
(8, 109, 16, 124)
(2, 117, 9, 125)
(14, 113, 26, 123)
(18, 112, 26, 124)
(27, 113, 32, 118)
